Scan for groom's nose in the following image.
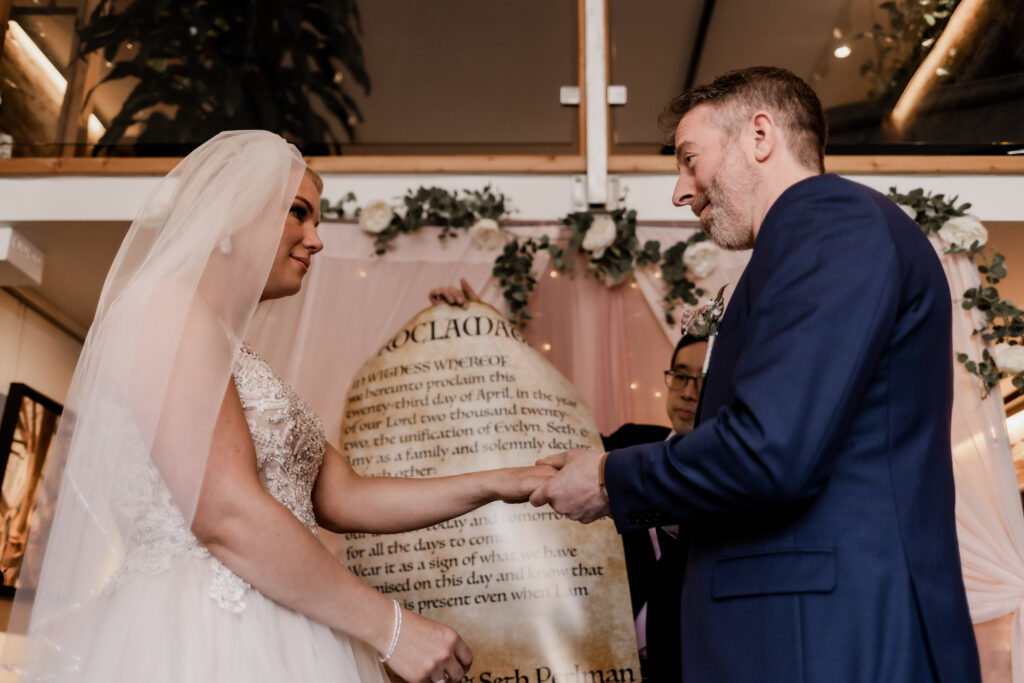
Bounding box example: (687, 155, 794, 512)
(673, 172, 695, 207)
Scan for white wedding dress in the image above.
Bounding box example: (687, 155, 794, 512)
(60, 345, 389, 682)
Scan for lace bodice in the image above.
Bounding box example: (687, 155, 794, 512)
(110, 345, 326, 611)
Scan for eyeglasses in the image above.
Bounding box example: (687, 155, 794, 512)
(664, 370, 702, 391)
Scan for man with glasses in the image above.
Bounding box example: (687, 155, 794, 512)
(602, 333, 707, 683)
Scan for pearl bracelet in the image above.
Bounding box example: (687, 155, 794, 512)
(378, 599, 403, 663)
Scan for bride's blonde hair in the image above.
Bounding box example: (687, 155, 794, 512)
(304, 166, 324, 194)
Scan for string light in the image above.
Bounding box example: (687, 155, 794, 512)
(654, 391, 663, 398)
(629, 383, 638, 390)
(542, 343, 552, 352)
(358, 270, 367, 278)
(549, 270, 559, 278)
(833, 44, 852, 59)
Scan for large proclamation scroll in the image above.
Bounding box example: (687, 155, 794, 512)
(340, 302, 640, 683)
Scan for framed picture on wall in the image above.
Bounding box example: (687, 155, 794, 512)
(0, 383, 63, 596)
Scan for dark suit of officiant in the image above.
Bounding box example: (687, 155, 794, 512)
(605, 175, 980, 682)
(603, 423, 681, 683)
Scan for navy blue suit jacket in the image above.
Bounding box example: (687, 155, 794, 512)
(605, 175, 980, 682)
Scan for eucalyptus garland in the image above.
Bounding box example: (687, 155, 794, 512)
(325, 186, 713, 330)
(888, 187, 1024, 397)
(328, 184, 1018, 398)
(322, 185, 511, 255)
(509, 208, 709, 328)
(492, 235, 551, 326)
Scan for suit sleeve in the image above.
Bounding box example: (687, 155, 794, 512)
(606, 188, 902, 530)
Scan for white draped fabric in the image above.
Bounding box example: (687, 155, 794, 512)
(938, 235, 1024, 683)
(248, 222, 1024, 683)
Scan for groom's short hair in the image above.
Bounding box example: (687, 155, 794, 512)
(660, 66, 827, 174)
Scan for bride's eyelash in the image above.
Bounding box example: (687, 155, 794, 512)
(290, 205, 307, 220)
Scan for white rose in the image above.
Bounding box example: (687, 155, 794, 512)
(682, 240, 720, 279)
(938, 214, 987, 250)
(897, 204, 917, 222)
(358, 200, 394, 234)
(582, 215, 617, 259)
(468, 218, 504, 250)
(995, 343, 1024, 375)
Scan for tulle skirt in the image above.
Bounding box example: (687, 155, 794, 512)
(55, 552, 390, 683)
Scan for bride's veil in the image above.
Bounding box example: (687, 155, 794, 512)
(1, 131, 305, 677)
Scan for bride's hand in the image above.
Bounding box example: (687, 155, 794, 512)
(428, 278, 480, 309)
(491, 465, 558, 504)
(385, 609, 472, 683)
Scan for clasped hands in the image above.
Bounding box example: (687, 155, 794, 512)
(528, 448, 610, 524)
(429, 281, 611, 523)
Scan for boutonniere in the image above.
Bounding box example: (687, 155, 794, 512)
(678, 285, 727, 376)
(678, 285, 727, 339)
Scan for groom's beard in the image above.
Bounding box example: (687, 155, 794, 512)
(699, 151, 757, 251)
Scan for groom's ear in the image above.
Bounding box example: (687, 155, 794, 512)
(749, 111, 776, 163)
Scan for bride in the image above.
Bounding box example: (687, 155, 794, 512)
(1, 131, 553, 682)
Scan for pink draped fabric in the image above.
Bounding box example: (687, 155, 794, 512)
(249, 222, 737, 437)
(248, 222, 1022, 682)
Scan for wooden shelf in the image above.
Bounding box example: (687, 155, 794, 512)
(609, 155, 1024, 175)
(0, 154, 1020, 177)
(0, 155, 588, 176)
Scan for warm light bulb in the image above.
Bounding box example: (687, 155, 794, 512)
(7, 21, 105, 140)
(629, 383, 638, 390)
(833, 44, 852, 59)
(542, 343, 552, 351)
(358, 270, 367, 278)
(550, 270, 559, 278)
(654, 391, 663, 398)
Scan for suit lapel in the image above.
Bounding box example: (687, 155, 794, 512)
(697, 266, 751, 424)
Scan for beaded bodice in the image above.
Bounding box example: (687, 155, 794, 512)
(110, 345, 325, 611)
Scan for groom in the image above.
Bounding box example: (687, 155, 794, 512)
(531, 66, 981, 682)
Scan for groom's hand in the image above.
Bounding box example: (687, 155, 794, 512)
(529, 449, 610, 523)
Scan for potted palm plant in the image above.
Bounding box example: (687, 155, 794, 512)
(77, 0, 370, 155)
